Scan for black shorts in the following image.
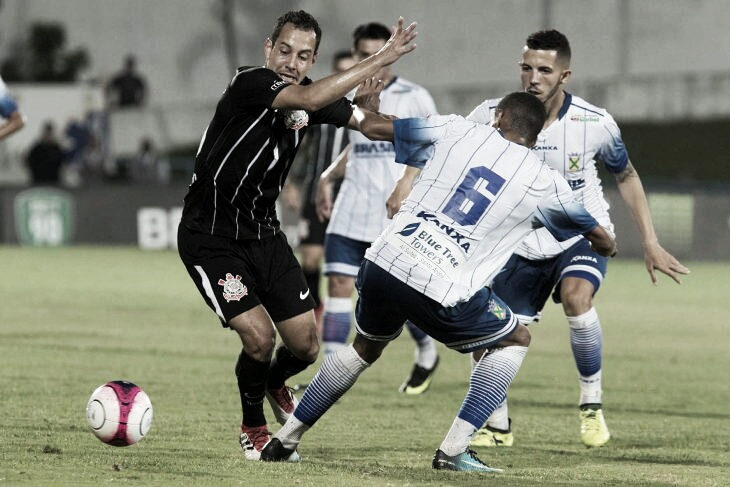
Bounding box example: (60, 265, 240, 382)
(177, 224, 315, 326)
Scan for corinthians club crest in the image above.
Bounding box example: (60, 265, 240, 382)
(218, 273, 248, 302)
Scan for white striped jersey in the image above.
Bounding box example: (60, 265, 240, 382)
(326, 76, 438, 242)
(364, 115, 599, 307)
(467, 92, 626, 259)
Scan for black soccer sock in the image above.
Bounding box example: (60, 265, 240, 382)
(266, 346, 316, 390)
(234, 350, 269, 427)
(303, 268, 322, 308)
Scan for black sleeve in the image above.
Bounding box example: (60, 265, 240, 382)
(309, 97, 353, 128)
(229, 66, 292, 111)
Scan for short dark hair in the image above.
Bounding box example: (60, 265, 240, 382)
(525, 29, 571, 64)
(271, 10, 322, 53)
(496, 92, 546, 143)
(332, 49, 353, 69)
(352, 22, 391, 49)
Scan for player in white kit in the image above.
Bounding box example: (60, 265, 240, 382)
(319, 22, 441, 394)
(261, 92, 618, 471)
(466, 30, 689, 448)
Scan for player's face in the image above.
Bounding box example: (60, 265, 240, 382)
(333, 56, 357, 74)
(519, 48, 571, 107)
(264, 23, 318, 84)
(353, 38, 390, 81)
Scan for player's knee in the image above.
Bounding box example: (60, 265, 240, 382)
(327, 274, 355, 297)
(560, 282, 594, 316)
(286, 330, 320, 363)
(511, 324, 531, 347)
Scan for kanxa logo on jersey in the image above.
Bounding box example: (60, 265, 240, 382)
(384, 212, 474, 281)
(533, 144, 558, 151)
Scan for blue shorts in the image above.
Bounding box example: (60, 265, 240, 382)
(355, 260, 518, 353)
(491, 238, 608, 324)
(323, 233, 371, 277)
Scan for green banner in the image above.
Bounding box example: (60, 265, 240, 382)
(14, 188, 74, 246)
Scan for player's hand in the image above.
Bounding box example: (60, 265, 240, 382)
(643, 241, 690, 285)
(376, 17, 418, 66)
(353, 77, 384, 113)
(280, 183, 301, 212)
(386, 175, 412, 218)
(386, 166, 421, 218)
(315, 177, 334, 222)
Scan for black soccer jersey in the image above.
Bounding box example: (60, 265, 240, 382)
(180, 66, 353, 240)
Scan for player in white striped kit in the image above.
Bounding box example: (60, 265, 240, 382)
(261, 92, 617, 471)
(466, 30, 689, 448)
(318, 22, 441, 394)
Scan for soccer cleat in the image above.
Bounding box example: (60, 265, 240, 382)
(265, 385, 299, 426)
(239, 425, 271, 461)
(431, 448, 504, 473)
(260, 437, 301, 463)
(580, 405, 610, 447)
(470, 419, 514, 447)
(399, 356, 439, 395)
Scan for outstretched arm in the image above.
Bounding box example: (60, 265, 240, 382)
(273, 17, 417, 111)
(0, 110, 24, 140)
(615, 160, 690, 284)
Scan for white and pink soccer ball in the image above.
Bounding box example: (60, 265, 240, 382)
(85, 380, 153, 447)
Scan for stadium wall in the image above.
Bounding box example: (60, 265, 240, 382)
(0, 185, 728, 261)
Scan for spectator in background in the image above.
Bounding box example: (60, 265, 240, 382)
(26, 121, 66, 185)
(106, 54, 147, 108)
(130, 136, 169, 184)
(0, 75, 25, 140)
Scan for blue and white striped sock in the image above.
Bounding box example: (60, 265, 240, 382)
(322, 297, 352, 355)
(568, 307, 603, 405)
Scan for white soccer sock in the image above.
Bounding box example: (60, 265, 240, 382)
(486, 398, 510, 431)
(274, 415, 310, 451)
(442, 346, 527, 455)
(414, 336, 438, 369)
(567, 307, 603, 405)
(276, 344, 369, 451)
(440, 417, 477, 456)
(472, 350, 510, 431)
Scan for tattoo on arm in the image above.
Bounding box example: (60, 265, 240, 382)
(615, 162, 636, 184)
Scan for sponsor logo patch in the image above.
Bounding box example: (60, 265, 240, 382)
(568, 153, 581, 171)
(571, 114, 600, 122)
(488, 299, 507, 320)
(218, 273, 248, 302)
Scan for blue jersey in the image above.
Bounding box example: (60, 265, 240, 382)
(0, 77, 19, 118)
(365, 115, 599, 307)
(468, 92, 625, 259)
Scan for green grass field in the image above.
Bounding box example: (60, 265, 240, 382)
(1, 246, 728, 486)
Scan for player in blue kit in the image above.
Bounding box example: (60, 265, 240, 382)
(466, 30, 690, 448)
(0, 76, 25, 141)
(318, 22, 441, 394)
(261, 92, 617, 472)
(177, 10, 420, 460)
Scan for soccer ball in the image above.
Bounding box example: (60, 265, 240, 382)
(85, 380, 153, 447)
